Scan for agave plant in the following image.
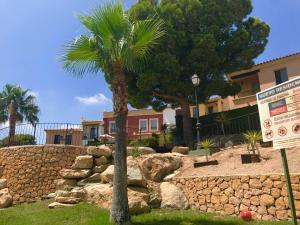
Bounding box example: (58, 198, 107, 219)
(243, 131, 262, 157)
(199, 138, 214, 162)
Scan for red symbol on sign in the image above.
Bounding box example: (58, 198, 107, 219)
(264, 119, 272, 129)
(292, 123, 300, 134)
(265, 130, 273, 139)
(278, 127, 287, 136)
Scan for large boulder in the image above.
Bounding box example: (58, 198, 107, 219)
(93, 165, 109, 174)
(60, 169, 91, 179)
(101, 165, 114, 184)
(0, 166, 3, 177)
(94, 156, 108, 166)
(84, 184, 113, 209)
(48, 202, 74, 209)
(87, 145, 112, 158)
(72, 156, 93, 169)
(55, 179, 77, 191)
(127, 187, 150, 215)
(0, 188, 12, 208)
(138, 154, 183, 182)
(83, 184, 150, 215)
(0, 179, 7, 190)
(127, 147, 156, 156)
(127, 158, 147, 187)
(55, 196, 81, 204)
(171, 146, 189, 154)
(78, 173, 101, 186)
(160, 182, 189, 209)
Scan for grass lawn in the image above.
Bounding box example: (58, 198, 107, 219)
(0, 200, 292, 225)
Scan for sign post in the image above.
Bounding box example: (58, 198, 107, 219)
(280, 148, 298, 225)
(257, 77, 300, 225)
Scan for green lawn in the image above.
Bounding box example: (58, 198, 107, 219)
(0, 201, 292, 225)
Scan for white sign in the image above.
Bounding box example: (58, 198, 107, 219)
(256, 76, 300, 149)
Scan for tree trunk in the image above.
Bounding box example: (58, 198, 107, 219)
(110, 62, 131, 225)
(8, 102, 16, 146)
(180, 101, 194, 150)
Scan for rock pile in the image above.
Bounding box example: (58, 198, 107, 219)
(48, 146, 188, 214)
(0, 166, 12, 209)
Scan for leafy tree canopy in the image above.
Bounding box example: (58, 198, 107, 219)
(128, 0, 270, 111)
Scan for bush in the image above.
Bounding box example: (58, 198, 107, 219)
(0, 134, 36, 147)
(129, 136, 159, 149)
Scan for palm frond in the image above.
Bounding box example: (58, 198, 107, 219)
(61, 35, 101, 76)
(80, 1, 130, 56)
(123, 16, 165, 71)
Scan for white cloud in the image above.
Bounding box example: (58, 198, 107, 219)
(75, 93, 112, 106)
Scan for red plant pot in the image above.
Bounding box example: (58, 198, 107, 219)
(240, 210, 252, 221)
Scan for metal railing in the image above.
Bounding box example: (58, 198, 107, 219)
(0, 123, 83, 147)
(200, 112, 261, 137)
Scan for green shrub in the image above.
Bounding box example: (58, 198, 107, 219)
(0, 134, 36, 147)
(159, 132, 173, 147)
(129, 136, 159, 149)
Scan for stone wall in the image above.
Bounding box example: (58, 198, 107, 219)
(172, 174, 300, 221)
(0, 145, 86, 204)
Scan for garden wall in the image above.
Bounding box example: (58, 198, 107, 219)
(0, 145, 86, 204)
(172, 174, 300, 221)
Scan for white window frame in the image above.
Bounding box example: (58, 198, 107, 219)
(109, 121, 116, 134)
(149, 118, 159, 131)
(139, 119, 148, 132)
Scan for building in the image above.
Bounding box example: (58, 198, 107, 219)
(227, 52, 300, 109)
(103, 108, 165, 139)
(45, 128, 83, 146)
(189, 96, 232, 118)
(81, 120, 104, 145)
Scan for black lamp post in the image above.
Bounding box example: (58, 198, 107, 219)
(191, 74, 201, 150)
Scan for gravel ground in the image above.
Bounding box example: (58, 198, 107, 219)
(176, 144, 300, 178)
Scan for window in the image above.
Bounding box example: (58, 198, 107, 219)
(65, 135, 72, 145)
(54, 135, 61, 144)
(275, 68, 288, 85)
(150, 118, 158, 131)
(90, 127, 96, 139)
(109, 121, 116, 134)
(139, 119, 148, 132)
(208, 106, 214, 114)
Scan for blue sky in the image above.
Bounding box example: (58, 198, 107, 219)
(0, 0, 299, 124)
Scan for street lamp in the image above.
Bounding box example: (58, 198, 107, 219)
(191, 74, 201, 150)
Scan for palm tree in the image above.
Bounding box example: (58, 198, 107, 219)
(0, 84, 39, 145)
(215, 112, 229, 136)
(61, 2, 164, 225)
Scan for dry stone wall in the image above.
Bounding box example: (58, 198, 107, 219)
(0, 145, 86, 204)
(172, 174, 300, 221)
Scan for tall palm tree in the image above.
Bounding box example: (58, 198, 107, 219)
(61, 2, 164, 225)
(0, 84, 39, 145)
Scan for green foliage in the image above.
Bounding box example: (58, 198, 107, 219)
(199, 138, 214, 162)
(243, 130, 262, 156)
(127, 0, 270, 110)
(159, 132, 173, 147)
(199, 138, 214, 150)
(129, 135, 159, 149)
(61, 1, 165, 79)
(0, 200, 290, 225)
(0, 84, 39, 125)
(128, 145, 143, 158)
(215, 113, 229, 125)
(0, 134, 36, 147)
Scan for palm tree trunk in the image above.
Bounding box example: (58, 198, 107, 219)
(110, 63, 131, 225)
(180, 101, 194, 150)
(8, 102, 16, 146)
